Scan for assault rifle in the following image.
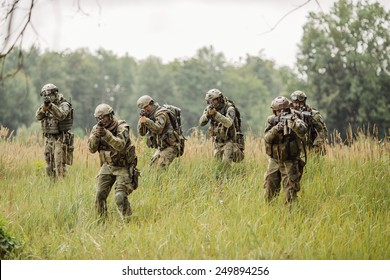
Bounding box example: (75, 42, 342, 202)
(273, 111, 296, 135)
(139, 109, 147, 117)
(44, 97, 51, 105)
(97, 117, 104, 127)
(293, 107, 312, 123)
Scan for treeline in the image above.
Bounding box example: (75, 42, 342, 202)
(0, 0, 389, 139)
(0, 46, 301, 137)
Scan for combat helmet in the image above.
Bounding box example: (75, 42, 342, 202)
(290, 90, 307, 102)
(271, 96, 290, 111)
(205, 88, 223, 102)
(94, 104, 114, 119)
(137, 95, 154, 109)
(40, 83, 59, 96)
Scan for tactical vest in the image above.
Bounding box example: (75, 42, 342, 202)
(146, 106, 179, 150)
(98, 120, 135, 167)
(42, 99, 73, 135)
(265, 132, 301, 161)
(210, 102, 236, 142)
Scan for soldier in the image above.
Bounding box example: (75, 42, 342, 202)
(199, 88, 243, 165)
(88, 104, 138, 219)
(290, 90, 328, 155)
(137, 95, 181, 169)
(263, 96, 307, 204)
(35, 83, 74, 178)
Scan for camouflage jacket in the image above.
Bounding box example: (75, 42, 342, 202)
(293, 104, 328, 148)
(137, 104, 179, 150)
(88, 118, 135, 169)
(263, 114, 307, 161)
(199, 99, 236, 142)
(35, 95, 73, 135)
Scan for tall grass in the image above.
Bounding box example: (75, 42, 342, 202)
(0, 127, 389, 259)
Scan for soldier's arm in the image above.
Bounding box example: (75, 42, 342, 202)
(88, 125, 100, 153)
(101, 124, 129, 152)
(47, 102, 71, 121)
(264, 116, 282, 143)
(213, 106, 235, 128)
(137, 120, 148, 136)
(290, 118, 307, 139)
(311, 111, 328, 144)
(35, 106, 47, 121)
(199, 108, 210, 126)
(143, 114, 167, 135)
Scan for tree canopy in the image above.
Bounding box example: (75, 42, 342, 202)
(297, 0, 390, 136)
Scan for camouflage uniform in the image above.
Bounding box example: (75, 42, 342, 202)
(137, 95, 180, 169)
(199, 89, 237, 165)
(291, 90, 328, 155)
(263, 96, 307, 203)
(35, 84, 73, 178)
(88, 104, 137, 218)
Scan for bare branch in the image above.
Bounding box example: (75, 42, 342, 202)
(258, 0, 312, 35)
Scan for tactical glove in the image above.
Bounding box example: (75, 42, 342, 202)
(95, 126, 106, 137)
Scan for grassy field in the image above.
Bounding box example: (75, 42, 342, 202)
(0, 127, 389, 260)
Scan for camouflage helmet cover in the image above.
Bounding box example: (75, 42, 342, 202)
(94, 103, 114, 118)
(271, 96, 290, 111)
(137, 95, 154, 109)
(291, 90, 307, 102)
(40, 83, 58, 96)
(205, 88, 223, 102)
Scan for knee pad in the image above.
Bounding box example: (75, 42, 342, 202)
(115, 191, 127, 206)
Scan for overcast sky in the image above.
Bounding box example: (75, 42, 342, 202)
(2, 0, 389, 68)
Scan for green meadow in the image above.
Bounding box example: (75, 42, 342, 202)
(0, 127, 389, 259)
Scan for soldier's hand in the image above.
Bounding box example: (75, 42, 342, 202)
(275, 122, 284, 132)
(96, 126, 106, 137)
(287, 119, 295, 130)
(207, 107, 216, 117)
(42, 103, 51, 112)
(140, 115, 147, 124)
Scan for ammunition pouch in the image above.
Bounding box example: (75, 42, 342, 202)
(129, 165, 141, 190)
(146, 134, 158, 148)
(266, 140, 300, 161)
(232, 132, 244, 163)
(42, 118, 59, 135)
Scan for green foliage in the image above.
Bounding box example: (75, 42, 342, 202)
(0, 215, 21, 259)
(297, 0, 390, 136)
(1, 46, 296, 137)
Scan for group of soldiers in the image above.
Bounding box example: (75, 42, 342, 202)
(36, 84, 327, 220)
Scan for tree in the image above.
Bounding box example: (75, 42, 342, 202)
(297, 0, 390, 137)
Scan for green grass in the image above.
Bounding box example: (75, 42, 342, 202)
(0, 129, 389, 259)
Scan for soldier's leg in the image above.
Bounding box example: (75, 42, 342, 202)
(280, 160, 301, 203)
(156, 146, 178, 169)
(214, 142, 223, 161)
(44, 139, 55, 177)
(221, 141, 233, 165)
(114, 174, 133, 217)
(95, 174, 115, 217)
(54, 138, 66, 178)
(264, 158, 281, 203)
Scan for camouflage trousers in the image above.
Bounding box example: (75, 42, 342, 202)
(44, 136, 67, 178)
(214, 140, 234, 165)
(263, 158, 304, 203)
(149, 145, 179, 169)
(95, 164, 134, 218)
